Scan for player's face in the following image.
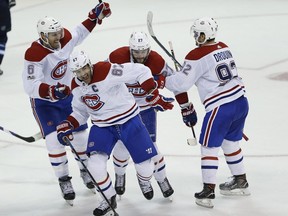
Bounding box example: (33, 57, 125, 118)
(74, 64, 92, 84)
(47, 30, 63, 49)
(131, 49, 149, 64)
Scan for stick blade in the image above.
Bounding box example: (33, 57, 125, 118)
(147, 11, 155, 36)
(187, 138, 197, 146)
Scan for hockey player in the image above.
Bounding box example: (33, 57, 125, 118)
(108, 31, 174, 200)
(21, 2, 111, 205)
(0, 0, 16, 75)
(165, 17, 250, 208)
(56, 50, 174, 215)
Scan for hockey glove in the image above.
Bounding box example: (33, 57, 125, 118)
(88, 2, 111, 24)
(48, 83, 71, 101)
(146, 89, 174, 111)
(154, 74, 166, 89)
(180, 102, 197, 127)
(56, 120, 74, 146)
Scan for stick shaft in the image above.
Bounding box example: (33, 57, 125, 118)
(0, 126, 42, 143)
(63, 137, 118, 215)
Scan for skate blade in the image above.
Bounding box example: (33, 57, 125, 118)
(220, 188, 251, 196)
(195, 198, 214, 208)
(65, 200, 74, 206)
(166, 195, 173, 202)
(103, 210, 117, 216)
(90, 188, 97, 194)
(116, 194, 122, 201)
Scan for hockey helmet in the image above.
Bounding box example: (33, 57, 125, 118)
(129, 31, 151, 63)
(190, 17, 218, 44)
(69, 50, 92, 73)
(37, 16, 64, 39)
(129, 31, 151, 51)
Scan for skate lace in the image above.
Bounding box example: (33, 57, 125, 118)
(115, 174, 125, 187)
(97, 199, 110, 211)
(139, 181, 152, 193)
(80, 170, 92, 185)
(224, 176, 236, 186)
(60, 181, 74, 194)
(158, 178, 170, 192)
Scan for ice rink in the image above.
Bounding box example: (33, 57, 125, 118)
(0, 0, 288, 215)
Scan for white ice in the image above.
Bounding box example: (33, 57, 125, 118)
(0, 0, 288, 215)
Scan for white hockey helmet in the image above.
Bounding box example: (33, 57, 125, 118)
(129, 31, 151, 51)
(190, 17, 218, 44)
(69, 50, 92, 72)
(37, 16, 64, 39)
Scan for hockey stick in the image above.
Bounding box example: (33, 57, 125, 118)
(168, 41, 197, 146)
(0, 126, 42, 143)
(147, 11, 182, 69)
(242, 132, 249, 141)
(63, 137, 119, 216)
(149, 13, 248, 144)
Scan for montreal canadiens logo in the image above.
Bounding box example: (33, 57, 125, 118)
(126, 83, 146, 96)
(51, 60, 68, 80)
(82, 94, 104, 111)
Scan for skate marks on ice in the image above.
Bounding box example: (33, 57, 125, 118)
(268, 72, 288, 81)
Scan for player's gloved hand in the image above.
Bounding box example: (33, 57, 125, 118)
(88, 2, 111, 24)
(48, 83, 71, 101)
(146, 89, 174, 111)
(180, 102, 197, 127)
(154, 74, 166, 89)
(56, 120, 74, 146)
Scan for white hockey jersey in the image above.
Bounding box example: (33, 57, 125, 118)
(166, 42, 245, 112)
(70, 62, 153, 127)
(108, 46, 174, 111)
(22, 21, 94, 100)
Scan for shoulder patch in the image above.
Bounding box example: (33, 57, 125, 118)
(25, 41, 52, 62)
(186, 42, 229, 60)
(60, 28, 72, 48)
(109, 46, 130, 64)
(92, 62, 112, 82)
(145, 50, 165, 75)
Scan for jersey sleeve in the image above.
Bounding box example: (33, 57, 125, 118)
(68, 23, 91, 48)
(110, 63, 153, 86)
(165, 59, 201, 95)
(70, 87, 90, 125)
(22, 59, 46, 99)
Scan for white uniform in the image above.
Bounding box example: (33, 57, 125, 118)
(70, 62, 153, 127)
(68, 61, 158, 201)
(166, 42, 245, 112)
(21, 20, 96, 180)
(22, 25, 91, 100)
(166, 41, 249, 192)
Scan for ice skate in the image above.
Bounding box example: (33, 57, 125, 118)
(114, 174, 125, 198)
(58, 176, 75, 206)
(93, 195, 117, 216)
(80, 169, 96, 193)
(138, 179, 154, 200)
(219, 175, 250, 196)
(194, 183, 215, 208)
(157, 177, 174, 201)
